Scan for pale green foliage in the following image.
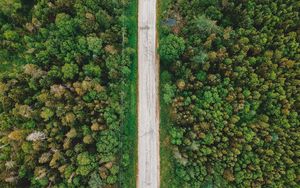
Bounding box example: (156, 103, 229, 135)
(193, 15, 220, 34)
(40, 108, 54, 121)
(62, 63, 79, 80)
(87, 36, 102, 55)
(88, 172, 103, 188)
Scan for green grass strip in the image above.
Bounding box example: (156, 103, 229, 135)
(120, 0, 138, 187)
(158, 0, 180, 187)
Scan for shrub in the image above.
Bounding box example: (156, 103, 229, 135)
(159, 34, 185, 62)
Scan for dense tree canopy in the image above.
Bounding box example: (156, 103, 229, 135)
(0, 0, 134, 187)
(161, 0, 300, 187)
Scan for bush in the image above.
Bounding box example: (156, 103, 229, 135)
(159, 34, 185, 62)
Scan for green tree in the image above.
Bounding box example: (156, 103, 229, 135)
(159, 34, 185, 62)
(193, 15, 220, 35)
(83, 63, 101, 78)
(62, 63, 79, 80)
(0, 0, 21, 16)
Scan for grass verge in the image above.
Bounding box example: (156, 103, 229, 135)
(157, 0, 180, 187)
(160, 95, 180, 188)
(120, 0, 138, 187)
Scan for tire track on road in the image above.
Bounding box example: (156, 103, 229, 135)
(137, 0, 160, 187)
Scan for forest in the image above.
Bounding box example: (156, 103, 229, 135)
(0, 0, 136, 187)
(160, 0, 299, 187)
(1, 0, 300, 187)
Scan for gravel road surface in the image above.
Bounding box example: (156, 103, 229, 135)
(137, 0, 160, 187)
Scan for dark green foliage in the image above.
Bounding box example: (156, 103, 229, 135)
(161, 0, 300, 187)
(0, 0, 134, 187)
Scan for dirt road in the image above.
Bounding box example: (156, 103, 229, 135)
(137, 0, 160, 187)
